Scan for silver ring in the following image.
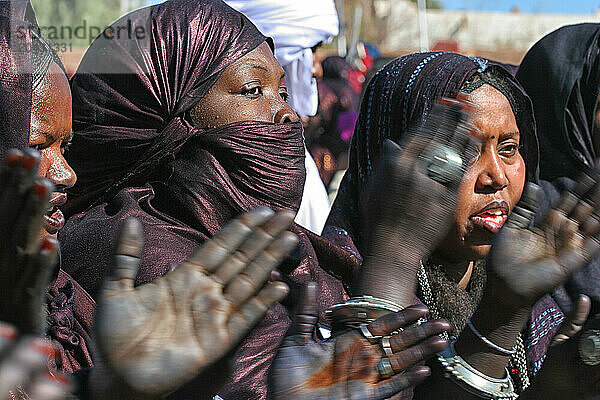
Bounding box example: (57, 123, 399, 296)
(579, 329, 600, 366)
(420, 145, 463, 185)
(381, 336, 394, 356)
(377, 357, 394, 379)
(359, 323, 382, 344)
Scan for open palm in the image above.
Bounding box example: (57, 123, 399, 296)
(95, 208, 297, 397)
(488, 175, 600, 309)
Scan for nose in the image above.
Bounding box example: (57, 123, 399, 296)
(42, 150, 77, 190)
(475, 150, 508, 194)
(273, 103, 299, 123)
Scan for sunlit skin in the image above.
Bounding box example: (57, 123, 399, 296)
(29, 62, 76, 241)
(433, 84, 526, 265)
(190, 42, 298, 127)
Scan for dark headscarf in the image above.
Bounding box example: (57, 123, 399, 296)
(516, 23, 600, 182)
(59, 1, 349, 397)
(0, 0, 31, 158)
(326, 52, 538, 253)
(517, 24, 600, 320)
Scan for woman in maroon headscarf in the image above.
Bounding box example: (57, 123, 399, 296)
(58, 0, 464, 398)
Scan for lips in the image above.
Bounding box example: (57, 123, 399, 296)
(470, 200, 509, 234)
(44, 192, 67, 234)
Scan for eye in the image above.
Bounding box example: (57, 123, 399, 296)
(498, 143, 521, 157)
(280, 90, 289, 102)
(241, 85, 263, 98)
(60, 140, 72, 155)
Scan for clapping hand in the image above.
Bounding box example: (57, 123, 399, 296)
(487, 173, 600, 310)
(0, 149, 58, 335)
(0, 322, 71, 400)
(269, 283, 450, 400)
(95, 207, 297, 397)
(357, 98, 479, 305)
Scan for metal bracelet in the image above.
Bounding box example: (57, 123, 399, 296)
(437, 342, 518, 399)
(466, 318, 516, 356)
(325, 296, 406, 330)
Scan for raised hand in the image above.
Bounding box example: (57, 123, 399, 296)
(0, 149, 58, 335)
(269, 283, 450, 400)
(0, 322, 71, 400)
(357, 98, 479, 305)
(95, 208, 296, 397)
(487, 174, 600, 310)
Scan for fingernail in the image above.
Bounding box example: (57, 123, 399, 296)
(408, 304, 429, 313)
(432, 336, 449, 347)
(0, 323, 17, 341)
(5, 150, 21, 167)
(21, 154, 38, 171)
(283, 232, 299, 248)
(46, 372, 71, 386)
(33, 182, 49, 197)
(411, 365, 431, 377)
(42, 237, 57, 251)
(31, 339, 58, 358)
(269, 270, 282, 282)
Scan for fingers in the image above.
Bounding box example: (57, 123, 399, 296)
(24, 372, 71, 400)
(389, 319, 450, 352)
(555, 172, 596, 216)
(388, 336, 448, 373)
(373, 365, 431, 399)
(507, 182, 543, 229)
(184, 206, 275, 274)
(0, 337, 57, 399)
(213, 210, 295, 285)
(366, 305, 429, 337)
(227, 281, 289, 345)
(14, 178, 54, 255)
(103, 218, 144, 295)
(223, 232, 298, 306)
(17, 238, 59, 335)
(0, 323, 18, 353)
(0, 150, 43, 250)
(293, 282, 319, 342)
(551, 294, 591, 346)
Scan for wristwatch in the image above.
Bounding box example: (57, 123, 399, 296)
(578, 329, 600, 366)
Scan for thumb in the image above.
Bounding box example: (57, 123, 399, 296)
(103, 217, 144, 295)
(506, 182, 543, 229)
(551, 294, 591, 346)
(293, 282, 319, 342)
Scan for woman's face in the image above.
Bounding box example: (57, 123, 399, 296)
(434, 84, 526, 263)
(29, 62, 76, 241)
(189, 42, 298, 127)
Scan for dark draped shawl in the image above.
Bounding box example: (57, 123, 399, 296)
(0, 0, 31, 158)
(517, 23, 600, 320)
(323, 53, 562, 396)
(58, 1, 352, 398)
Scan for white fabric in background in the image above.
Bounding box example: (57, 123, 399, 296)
(294, 148, 331, 234)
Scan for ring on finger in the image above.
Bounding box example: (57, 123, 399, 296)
(420, 145, 463, 185)
(359, 323, 382, 344)
(377, 357, 394, 379)
(381, 335, 394, 356)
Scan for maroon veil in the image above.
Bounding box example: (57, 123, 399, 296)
(59, 0, 352, 397)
